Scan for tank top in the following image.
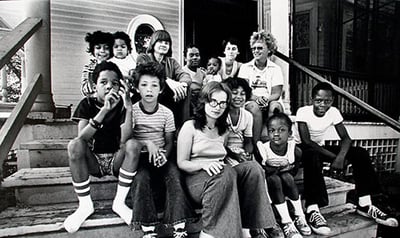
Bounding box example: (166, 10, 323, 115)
(191, 128, 227, 163)
(261, 140, 296, 166)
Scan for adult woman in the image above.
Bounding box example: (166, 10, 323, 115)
(238, 30, 285, 143)
(136, 30, 191, 127)
(219, 38, 242, 80)
(177, 82, 275, 238)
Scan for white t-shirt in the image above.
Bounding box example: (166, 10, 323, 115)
(293, 105, 343, 145)
(226, 108, 253, 150)
(258, 140, 296, 166)
(238, 59, 284, 98)
(109, 54, 136, 77)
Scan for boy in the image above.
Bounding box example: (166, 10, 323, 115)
(294, 82, 398, 235)
(64, 61, 140, 233)
(130, 62, 195, 238)
(203, 56, 222, 85)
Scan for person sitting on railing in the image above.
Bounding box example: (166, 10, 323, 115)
(238, 30, 285, 144)
(81, 31, 114, 97)
(293, 82, 399, 236)
(64, 61, 141, 233)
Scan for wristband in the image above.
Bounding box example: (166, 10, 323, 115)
(89, 118, 103, 129)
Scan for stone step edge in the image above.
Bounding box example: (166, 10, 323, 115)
(19, 139, 70, 150)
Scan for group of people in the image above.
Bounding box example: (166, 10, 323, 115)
(63, 27, 398, 238)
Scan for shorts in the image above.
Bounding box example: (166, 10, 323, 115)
(94, 153, 116, 176)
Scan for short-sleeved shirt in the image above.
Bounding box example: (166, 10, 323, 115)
(109, 54, 136, 77)
(226, 108, 253, 150)
(293, 105, 343, 145)
(258, 140, 296, 166)
(72, 97, 125, 153)
(131, 102, 175, 149)
(238, 59, 284, 98)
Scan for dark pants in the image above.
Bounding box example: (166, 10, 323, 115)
(130, 159, 196, 226)
(299, 144, 381, 208)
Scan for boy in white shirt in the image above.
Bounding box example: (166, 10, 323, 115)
(294, 82, 398, 235)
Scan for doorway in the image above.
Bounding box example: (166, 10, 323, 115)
(184, 0, 258, 66)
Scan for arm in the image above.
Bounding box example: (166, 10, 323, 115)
(297, 121, 336, 159)
(268, 85, 283, 102)
(177, 121, 224, 175)
(243, 136, 254, 154)
(119, 80, 133, 144)
(331, 122, 352, 170)
(163, 131, 175, 159)
(81, 60, 96, 96)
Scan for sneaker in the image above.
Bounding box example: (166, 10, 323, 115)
(282, 222, 302, 238)
(173, 228, 188, 238)
(249, 229, 268, 238)
(306, 211, 331, 235)
(294, 216, 311, 236)
(142, 231, 157, 238)
(264, 223, 285, 238)
(357, 205, 399, 227)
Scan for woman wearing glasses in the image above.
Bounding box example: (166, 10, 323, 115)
(177, 82, 276, 238)
(238, 30, 285, 143)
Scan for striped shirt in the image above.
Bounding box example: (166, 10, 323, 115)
(81, 58, 97, 96)
(131, 102, 175, 149)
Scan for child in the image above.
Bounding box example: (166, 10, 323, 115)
(257, 113, 311, 238)
(219, 37, 242, 80)
(294, 82, 398, 235)
(129, 62, 196, 238)
(109, 31, 137, 80)
(223, 77, 254, 165)
(203, 56, 222, 85)
(81, 31, 114, 96)
(64, 61, 141, 233)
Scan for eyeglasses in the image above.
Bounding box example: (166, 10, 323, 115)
(251, 46, 264, 51)
(208, 99, 228, 109)
(313, 99, 333, 104)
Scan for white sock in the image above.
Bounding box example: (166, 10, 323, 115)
(358, 195, 372, 207)
(64, 179, 94, 233)
(275, 202, 292, 224)
(142, 225, 156, 232)
(306, 204, 320, 214)
(112, 169, 136, 225)
(173, 222, 185, 230)
(289, 198, 305, 217)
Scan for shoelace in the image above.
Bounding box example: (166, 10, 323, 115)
(173, 230, 188, 238)
(310, 211, 327, 226)
(368, 205, 387, 219)
(295, 216, 306, 227)
(142, 232, 157, 238)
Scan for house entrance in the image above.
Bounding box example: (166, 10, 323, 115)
(184, 0, 258, 66)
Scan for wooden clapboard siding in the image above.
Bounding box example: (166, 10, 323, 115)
(50, 0, 181, 108)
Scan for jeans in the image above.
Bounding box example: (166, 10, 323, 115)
(185, 161, 275, 238)
(299, 144, 381, 207)
(131, 159, 196, 226)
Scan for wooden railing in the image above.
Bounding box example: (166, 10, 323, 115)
(275, 51, 400, 133)
(0, 18, 43, 182)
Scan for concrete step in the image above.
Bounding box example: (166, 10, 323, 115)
(2, 167, 118, 205)
(0, 202, 376, 238)
(18, 139, 70, 169)
(2, 167, 355, 209)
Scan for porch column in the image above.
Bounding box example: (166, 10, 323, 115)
(24, 0, 55, 118)
(1, 67, 7, 102)
(270, 0, 291, 114)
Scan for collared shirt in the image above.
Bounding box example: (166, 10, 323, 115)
(238, 59, 283, 98)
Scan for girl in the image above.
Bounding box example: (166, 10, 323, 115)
(136, 30, 191, 128)
(109, 31, 136, 80)
(81, 31, 114, 96)
(203, 56, 223, 85)
(177, 81, 275, 238)
(223, 77, 253, 166)
(257, 113, 311, 238)
(219, 38, 242, 80)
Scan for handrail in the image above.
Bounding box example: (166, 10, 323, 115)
(0, 17, 42, 69)
(0, 74, 42, 183)
(275, 51, 400, 133)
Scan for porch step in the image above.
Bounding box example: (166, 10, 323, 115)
(0, 200, 201, 238)
(2, 167, 355, 208)
(2, 167, 118, 205)
(0, 202, 375, 238)
(18, 139, 70, 169)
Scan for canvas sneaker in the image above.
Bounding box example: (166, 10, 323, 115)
(264, 223, 285, 238)
(250, 228, 268, 238)
(294, 216, 312, 236)
(142, 231, 157, 238)
(282, 222, 302, 238)
(306, 210, 331, 235)
(357, 205, 399, 227)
